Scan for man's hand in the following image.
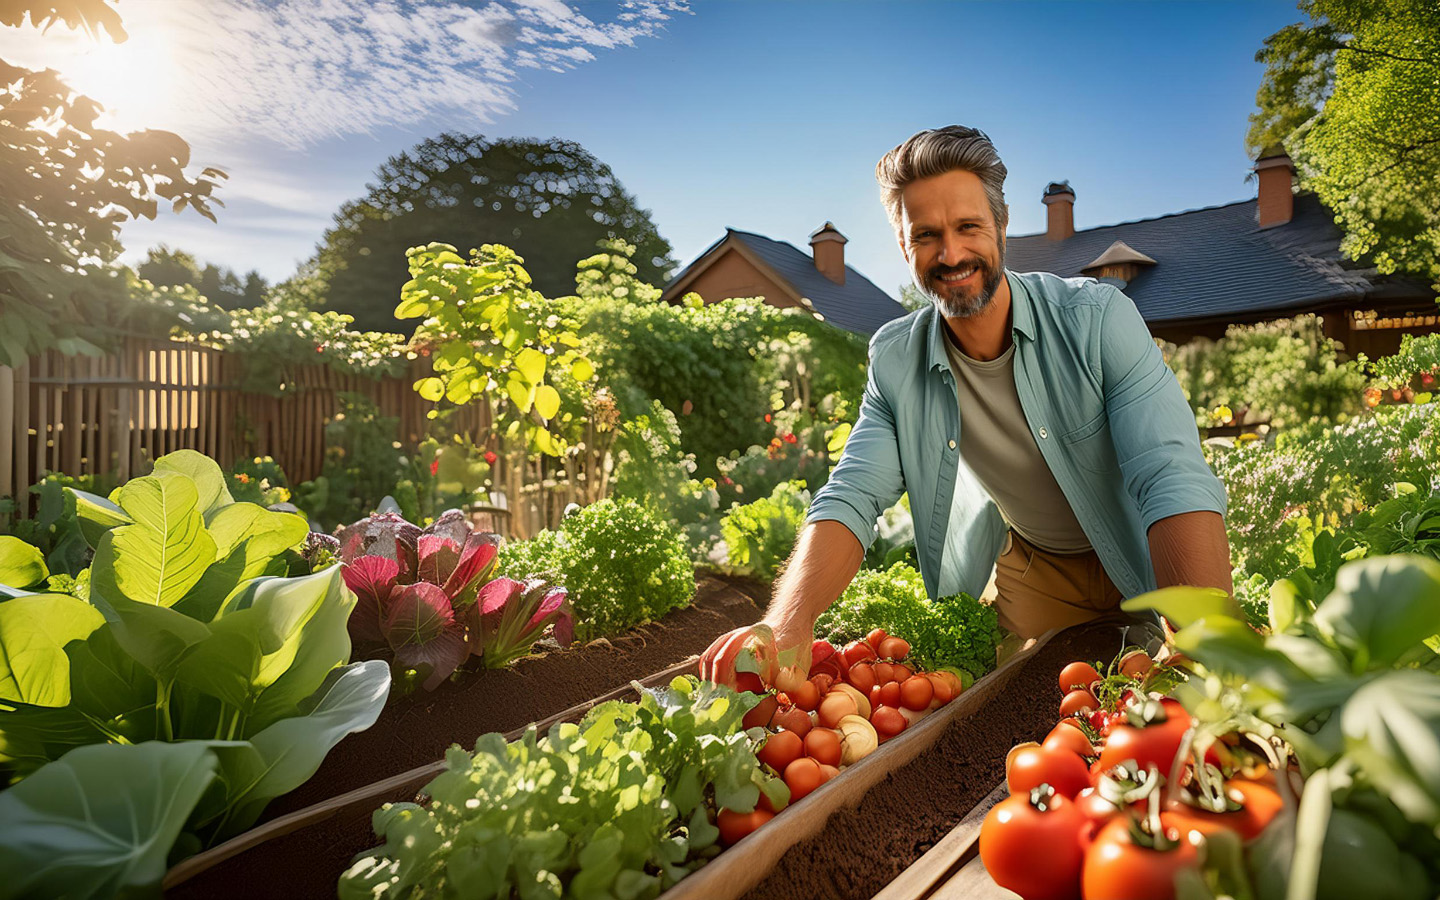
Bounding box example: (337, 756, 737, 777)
(698, 618, 814, 690)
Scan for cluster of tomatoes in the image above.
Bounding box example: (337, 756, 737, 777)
(716, 628, 965, 846)
(979, 652, 1283, 900)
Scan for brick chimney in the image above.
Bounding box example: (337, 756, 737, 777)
(1042, 181, 1075, 241)
(1254, 152, 1295, 228)
(810, 222, 847, 285)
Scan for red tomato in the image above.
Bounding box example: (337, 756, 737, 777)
(1081, 816, 1202, 900)
(865, 627, 888, 653)
(810, 674, 835, 695)
(1007, 743, 1092, 799)
(842, 640, 877, 667)
(717, 807, 774, 846)
(1060, 689, 1099, 717)
(1097, 704, 1193, 777)
(890, 663, 914, 683)
(871, 705, 907, 739)
(735, 672, 765, 694)
(819, 763, 839, 780)
(878, 636, 911, 660)
(900, 675, 934, 711)
(772, 705, 812, 739)
(789, 679, 820, 712)
(925, 672, 955, 705)
(1163, 780, 1282, 842)
(1059, 661, 1102, 694)
(877, 681, 902, 708)
(1073, 787, 1122, 831)
(1044, 722, 1096, 758)
(741, 694, 778, 730)
(872, 661, 895, 685)
(847, 662, 878, 694)
(979, 785, 1087, 900)
(757, 729, 803, 773)
(783, 757, 826, 802)
(803, 728, 842, 767)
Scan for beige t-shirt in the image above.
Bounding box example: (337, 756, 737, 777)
(943, 329, 1092, 554)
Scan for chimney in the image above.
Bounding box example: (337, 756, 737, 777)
(809, 222, 847, 285)
(1042, 181, 1075, 241)
(1254, 151, 1294, 228)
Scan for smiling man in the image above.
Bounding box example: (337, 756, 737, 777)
(701, 125, 1232, 679)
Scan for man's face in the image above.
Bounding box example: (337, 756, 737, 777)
(897, 169, 1006, 319)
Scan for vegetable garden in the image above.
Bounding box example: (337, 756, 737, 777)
(2, 238, 1439, 899)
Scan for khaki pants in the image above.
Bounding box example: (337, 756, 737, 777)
(982, 530, 1124, 644)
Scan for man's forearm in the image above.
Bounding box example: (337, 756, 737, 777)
(763, 519, 865, 638)
(1147, 510, 1233, 595)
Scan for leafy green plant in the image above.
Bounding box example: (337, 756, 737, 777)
(721, 480, 810, 581)
(1369, 332, 1440, 393)
(226, 455, 292, 506)
(611, 400, 723, 562)
(293, 393, 412, 529)
(496, 499, 694, 642)
(4, 471, 116, 583)
(815, 562, 1001, 682)
(339, 676, 784, 899)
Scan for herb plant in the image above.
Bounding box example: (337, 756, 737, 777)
(721, 480, 810, 581)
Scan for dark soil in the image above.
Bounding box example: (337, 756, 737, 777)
(737, 623, 1126, 900)
(166, 575, 763, 900)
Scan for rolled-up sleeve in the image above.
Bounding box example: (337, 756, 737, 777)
(806, 345, 906, 553)
(1097, 287, 1227, 532)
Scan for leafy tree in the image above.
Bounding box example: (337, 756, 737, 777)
(898, 283, 929, 312)
(0, 1, 224, 365)
(138, 246, 268, 310)
(1249, 0, 1440, 290)
(136, 246, 203, 290)
(312, 133, 675, 332)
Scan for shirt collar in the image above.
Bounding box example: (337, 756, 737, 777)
(926, 270, 1034, 372)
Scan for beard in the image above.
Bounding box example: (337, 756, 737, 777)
(920, 252, 1004, 319)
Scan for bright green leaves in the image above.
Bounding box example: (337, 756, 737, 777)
(1312, 555, 1440, 672)
(514, 346, 546, 385)
(534, 384, 561, 420)
(0, 536, 48, 591)
(414, 376, 444, 402)
(1122, 585, 1234, 630)
(93, 474, 216, 608)
(0, 594, 105, 707)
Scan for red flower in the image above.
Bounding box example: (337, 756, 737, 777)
(764, 414, 772, 423)
(430, 459, 440, 476)
(484, 451, 498, 465)
(315, 345, 325, 353)
(784, 433, 797, 444)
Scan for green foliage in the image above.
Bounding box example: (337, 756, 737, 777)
(497, 499, 694, 642)
(1249, 0, 1440, 290)
(339, 676, 781, 899)
(226, 456, 292, 507)
(574, 237, 663, 304)
(138, 244, 267, 310)
(611, 400, 723, 561)
(4, 471, 114, 581)
(312, 133, 675, 333)
(898, 283, 930, 312)
(0, 11, 224, 366)
(815, 562, 1002, 682)
(721, 481, 810, 581)
(293, 394, 413, 530)
(1164, 315, 1366, 429)
(1369, 332, 1440, 390)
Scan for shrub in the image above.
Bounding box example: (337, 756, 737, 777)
(721, 480, 810, 581)
(815, 562, 1001, 682)
(498, 499, 693, 641)
(611, 400, 723, 561)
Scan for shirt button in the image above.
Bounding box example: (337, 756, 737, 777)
(948, 439, 957, 449)
(1038, 427, 1049, 439)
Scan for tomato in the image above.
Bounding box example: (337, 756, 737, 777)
(979, 784, 1087, 900)
(1059, 661, 1102, 694)
(757, 729, 804, 773)
(1097, 703, 1193, 777)
(899, 675, 934, 711)
(1007, 743, 1092, 799)
(1081, 816, 1202, 900)
(717, 807, 774, 846)
(877, 681, 902, 708)
(818, 692, 859, 728)
(741, 694, 778, 730)
(1074, 787, 1122, 832)
(871, 705, 907, 739)
(803, 728, 843, 767)
(789, 679, 820, 712)
(810, 639, 846, 680)
(810, 674, 835, 695)
(1045, 722, 1096, 758)
(772, 704, 812, 738)
(1163, 780, 1282, 842)
(818, 763, 840, 780)
(890, 663, 914, 683)
(1118, 649, 1154, 679)
(735, 672, 765, 694)
(847, 662, 878, 694)
(872, 661, 895, 685)
(842, 640, 877, 666)
(925, 672, 956, 706)
(783, 757, 826, 802)
(878, 636, 911, 660)
(865, 627, 888, 652)
(1060, 689, 1099, 717)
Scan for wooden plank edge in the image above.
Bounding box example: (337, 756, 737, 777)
(162, 654, 704, 889)
(657, 627, 1062, 900)
(871, 781, 1008, 900)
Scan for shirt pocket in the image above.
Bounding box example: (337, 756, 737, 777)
(1061, 411, 1120, 475)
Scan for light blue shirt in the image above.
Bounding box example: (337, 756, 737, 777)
(808, 270, 1227, 601)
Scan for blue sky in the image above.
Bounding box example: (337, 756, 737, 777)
(9, 0, 1309, 300)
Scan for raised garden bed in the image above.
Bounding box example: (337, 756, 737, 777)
(264, 572, 765, 819)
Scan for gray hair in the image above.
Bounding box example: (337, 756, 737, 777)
(876, 126, 1009, 236)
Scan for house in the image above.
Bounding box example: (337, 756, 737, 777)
(661, 223, 907, 337)
(1005, 153, 1437, 358)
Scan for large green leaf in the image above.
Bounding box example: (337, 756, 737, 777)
(204, 504, 308, 581)
(90, 592, 211, 682)
(0, 741, 217, 900)
(1341, 669, 1440, 828)
(202, 661, 390, 835)
(1313, 555, 1440, 671)
(1122, 585, 1232, 630)
(0, 536, 47, 590)
(92, 473, 216, 608)
(0, 594, 105, 707)
(153, 449, 234, 517)
(67, 488, 131, 550)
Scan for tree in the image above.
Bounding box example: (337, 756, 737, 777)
(138, 246, 265, 310)
(137, 245, 203, 289)
(0, 1, 224, 365)
(898, 283, 930, 312)
(1249, 0, 1440, 290)
(311, 133, 676, 333)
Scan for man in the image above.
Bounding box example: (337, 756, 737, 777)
(701, 125, 1231, 680)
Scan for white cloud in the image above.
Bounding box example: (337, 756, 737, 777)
(0, 0, 690, 149)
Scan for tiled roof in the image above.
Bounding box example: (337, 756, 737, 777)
(1005, 194, 1418, 324)
(665, 228, 908, 337)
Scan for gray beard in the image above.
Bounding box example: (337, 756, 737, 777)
(924, 264, 1004, 319)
